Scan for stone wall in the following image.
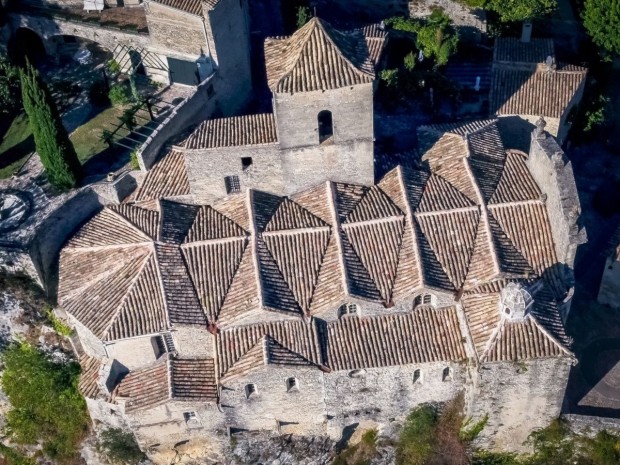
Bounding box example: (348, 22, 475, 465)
(106, 335, 160, 370)
(471, 357, 573, 451)
(323, 362, 466, 437)
(72, 318, 107, 359)
(144, 1, 206, 58)
(527, 130, 586, 272)
(171, 327, 215, 358)
(184, 143, 283, 203)
(409, 0, 486, 42)
(220, 366, 327, 436)
(8, 12, 150, 55)
(597, 256, 620, 309)
(137, 75, 217, 170)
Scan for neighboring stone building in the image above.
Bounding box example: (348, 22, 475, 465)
(490, 37, 587, 150)
(58, 118, 583, 453)
(135, 18, 386, 201)
(597, 227, 620, 309)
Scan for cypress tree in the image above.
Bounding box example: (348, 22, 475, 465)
(20, 61, 81, 190)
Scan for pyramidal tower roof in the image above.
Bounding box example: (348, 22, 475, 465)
(264, 17, 383, 94)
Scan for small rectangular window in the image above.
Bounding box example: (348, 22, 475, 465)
(286, 377, 298, 392)
(241, 157, 253, 170)
(183, 411, 196, 422)
(225, 175, 241, 194)
(245, 383, 257, 399)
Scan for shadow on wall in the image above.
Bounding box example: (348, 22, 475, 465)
(497, 116, 536, 152)
(29, 188, 105, 300)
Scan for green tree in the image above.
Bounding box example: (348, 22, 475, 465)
(296, 5, 312, 29)
(0, 56, 21, 115)
(20, 61, 81, 190)
(583, 0, 620, 56)
(97, 428, 145, 465)
(485, 0, 557, 22)
(1, 342, 90, 462)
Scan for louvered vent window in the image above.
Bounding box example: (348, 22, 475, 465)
(338, 303, 359, 318)
(225, 175, 241, 194)
(152, 333, 175, 359)
(413, 293, 436, 308)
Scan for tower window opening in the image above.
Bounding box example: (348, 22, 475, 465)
(286, 377, 298, 392)
(241, 157, 253, 170)
(245, 383, 257, 398)
(442, 366, 452, 382)
(338, 303, 359, 318)
(413, 369, 422, 384)
(318, 110, 333, 143)
(225, 175, 241, 194)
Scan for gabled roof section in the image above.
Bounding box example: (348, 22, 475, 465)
(133, 150, 190, 202)
(264, 18, 378, 93)
(493, 38, 555, 65)
(182, 114, 278, 150)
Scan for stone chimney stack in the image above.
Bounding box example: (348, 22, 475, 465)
(521, 21, 533, 43)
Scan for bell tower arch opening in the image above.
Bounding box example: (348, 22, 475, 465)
(317, 110, 333, 144)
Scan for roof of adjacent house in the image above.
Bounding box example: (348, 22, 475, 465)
(182, 113, 278, 150)
(490, 38, 587, 119)
(60, 120, 571, 383)
(264, 18, 386, 93)
(114, 356, 218, 412)
(493, 38, 555, 64)
(490, 66, 587, 118)
(148, 0, 218, 15)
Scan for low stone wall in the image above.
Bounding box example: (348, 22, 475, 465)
(137, 74, 218, 170)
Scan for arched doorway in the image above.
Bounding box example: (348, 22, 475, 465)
(8, 28, 46, 66)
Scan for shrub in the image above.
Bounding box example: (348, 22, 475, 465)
(108, 82, 132, 106)
(1, 342, 90, 463)
(0, 444, 36, 465)
(525, 419, 575, 465)
(130, 149, 140, 170)
(396, 404, 438, 465)
(404, 51, 416, 71)
(583, 0, 620, 56)
(89, 80, 110, 106)
(0, 55, 21, 115)
(44, 306, 73, 337)
(107, 59, 121, 75)
(460, 414, 489, 442)
(120, 108, 137, 131)
(97, 428, 145, 465)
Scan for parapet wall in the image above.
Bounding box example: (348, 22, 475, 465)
(137, 74, 218, 170)
(527, 130, 586, 272)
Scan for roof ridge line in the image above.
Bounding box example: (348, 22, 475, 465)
(396, 166, 425, 289)
(415, 205, 480, 218)
(107, 207, 153, 242)
(487, 199, 544, 209)
(316, 19, 375, 78)
(341, 214, 404, 228)
(261, 225, 331, 236)
(479, 312, 506, 363)
(247, 190, 265, 310)
(327, 181, 351, 298)
(527, 314, 574, 358)
(100, 247, 156, 341)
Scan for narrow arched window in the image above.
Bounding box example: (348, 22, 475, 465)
(286, 377, 298, 392)
(442, 367, 452, 382)
(413, 369, 422, 384)
(245, 383, 257, 398)
(318, 110, 333, 143)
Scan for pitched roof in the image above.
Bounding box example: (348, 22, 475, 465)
(183, 114, 278, 150)
(148, 0, 219, 15)
(61, 119, 573, 364)
(490, 66, 587, 118)
(133, 150, 190, 202)
(115, 357, 218, 412)
(325, 306, 467, 371)
(264, 18, 384, 93)
(493, 38, 555, 64)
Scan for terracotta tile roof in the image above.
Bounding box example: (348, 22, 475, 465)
(216, 319, 323, 379)
(134, 150, 190, 202)
(62, 118, 574, 366)
(493, 38, 555, 64)
(115, 357, 217, 412)
(78, 355, 104, 400)
(485, 317, 569, 362)
(264, 18, 382, 93)
(183, 114, 278, 150)
(150, 0, 203, 15)
(490, 66, 587, 119)
(325, 307, 467, 371)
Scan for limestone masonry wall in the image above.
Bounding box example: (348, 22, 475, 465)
(145, 2, 205, 58)
(471, 357, 572, 451)
(527, 131, 586, 272)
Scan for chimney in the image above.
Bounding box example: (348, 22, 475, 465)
(521, 21, 532, 43)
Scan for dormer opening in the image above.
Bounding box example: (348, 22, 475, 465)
(338, 303, 359, 318)
(413, 293, 436, 309)
(318, 110, 333, 143)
